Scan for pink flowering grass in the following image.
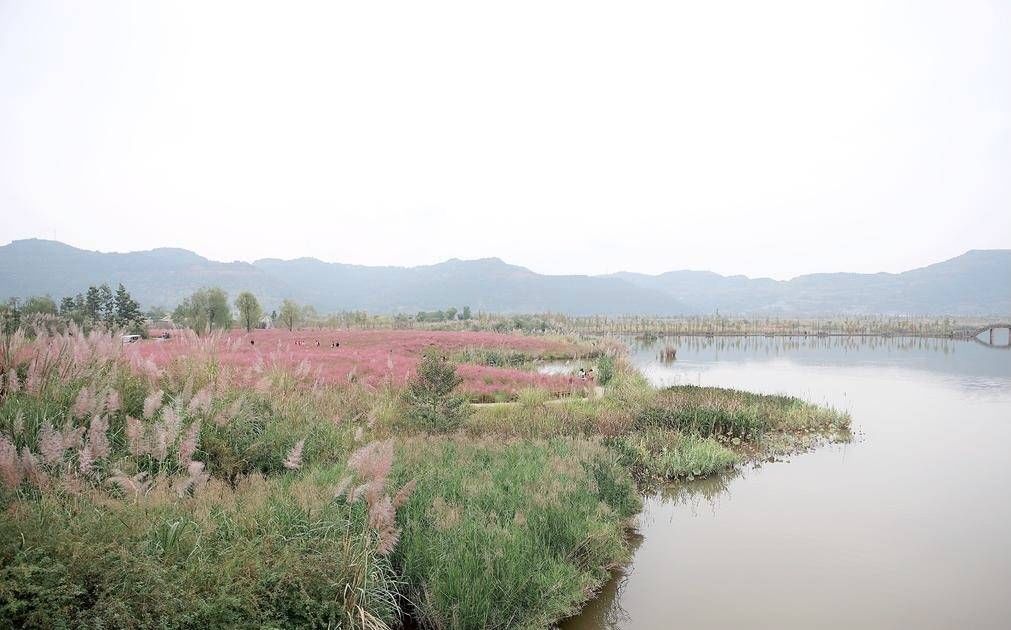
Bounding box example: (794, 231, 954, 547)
(0, 324, 643, 629)
(130, 329, 589, 399)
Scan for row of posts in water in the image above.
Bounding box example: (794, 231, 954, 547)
(272, 311, 1000, 341)
(556, 316, 988, 338)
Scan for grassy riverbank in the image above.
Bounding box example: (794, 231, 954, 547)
(466, 367, 850, 481)
(0, 327, 848, 629)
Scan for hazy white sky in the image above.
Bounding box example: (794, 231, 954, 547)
(1, 1, 1009, 279)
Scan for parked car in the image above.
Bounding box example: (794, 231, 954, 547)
(122, 334, 141, 344)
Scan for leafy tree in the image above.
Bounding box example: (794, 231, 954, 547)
(113, 284, 144, 330)
(203, 288, 232, 330)
(445, 307, 458, 321)
(59, 296, 76, 315)
(60, 293, 87, 325)
(97, 284, 115, 325)
(393, 313, 411, 329)
(173, 288, 233, 333)
(235, 292, 263, 332)
(21, 295, 57, 316)
(80, 284, 117, 325)
(0, 299, 20, 335)
(404, 347, 471, 432)
(416, 310, 451, 322)
(301, 304, 318, 326)
(460, 306, 472, 320)
(84, 286, 102, 321)
(6, 283, 147, 332)
(172, 297, 201, 332)
(278, 299, 300, 331)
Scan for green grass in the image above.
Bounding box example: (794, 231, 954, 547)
(0, 337, 402, 629)
(606, 429, 738, 481)
(392, 437, 639, 630)
(0, 471, 401, 629)
(465, 397, 605, 439)
(649, 385, 848, 435)
(0, 328, 850, 629)
(452, 347, 536, 368)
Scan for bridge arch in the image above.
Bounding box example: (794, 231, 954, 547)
(965, 323, 1011, 348)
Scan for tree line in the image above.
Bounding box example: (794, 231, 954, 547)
(171, 288, 308, 334)
(3, 283, 485, 337)
(1, 283, 144, 334)
(415, 306, 472, 322)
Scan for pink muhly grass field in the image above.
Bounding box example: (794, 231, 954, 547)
(130, 329, 587, 399)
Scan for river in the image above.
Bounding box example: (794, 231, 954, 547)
(563, 334, 1011, 629)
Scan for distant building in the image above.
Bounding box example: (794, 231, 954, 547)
(148, 315, 179, 330)
(259, 315, 273, 329)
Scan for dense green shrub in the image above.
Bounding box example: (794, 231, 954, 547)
(404, 348, 471, 432)
(596, 354, 615, 386)
(198, 396, 304, 480)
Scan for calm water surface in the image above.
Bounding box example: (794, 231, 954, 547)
(564, 335, 1011, 630)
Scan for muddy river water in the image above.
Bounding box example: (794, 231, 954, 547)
(563, 334, 1011, 629)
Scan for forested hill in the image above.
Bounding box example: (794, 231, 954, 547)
(1, 239, 1008, 316)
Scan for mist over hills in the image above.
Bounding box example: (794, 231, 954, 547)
(0, 239, 1008, 316)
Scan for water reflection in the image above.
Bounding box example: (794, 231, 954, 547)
(624, 334, 1011, 386)
(629, 333, 970, 355)
(537, 361, 577, 376)
(564, 335, 1011, 630)
(567, 531, 643, 630)
(652, 467, 741, 513)
(656, 344, 678, 364)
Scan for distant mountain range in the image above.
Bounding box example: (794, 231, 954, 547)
(0, 239, 1008, 316)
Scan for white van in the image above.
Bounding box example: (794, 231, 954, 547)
(122, 334, 142, 344)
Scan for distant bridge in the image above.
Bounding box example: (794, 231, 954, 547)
(956, 323, 1011, 349)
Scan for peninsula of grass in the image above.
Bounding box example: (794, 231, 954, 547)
(466, 367, 850, 483)
(0, 325, 848, 629)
